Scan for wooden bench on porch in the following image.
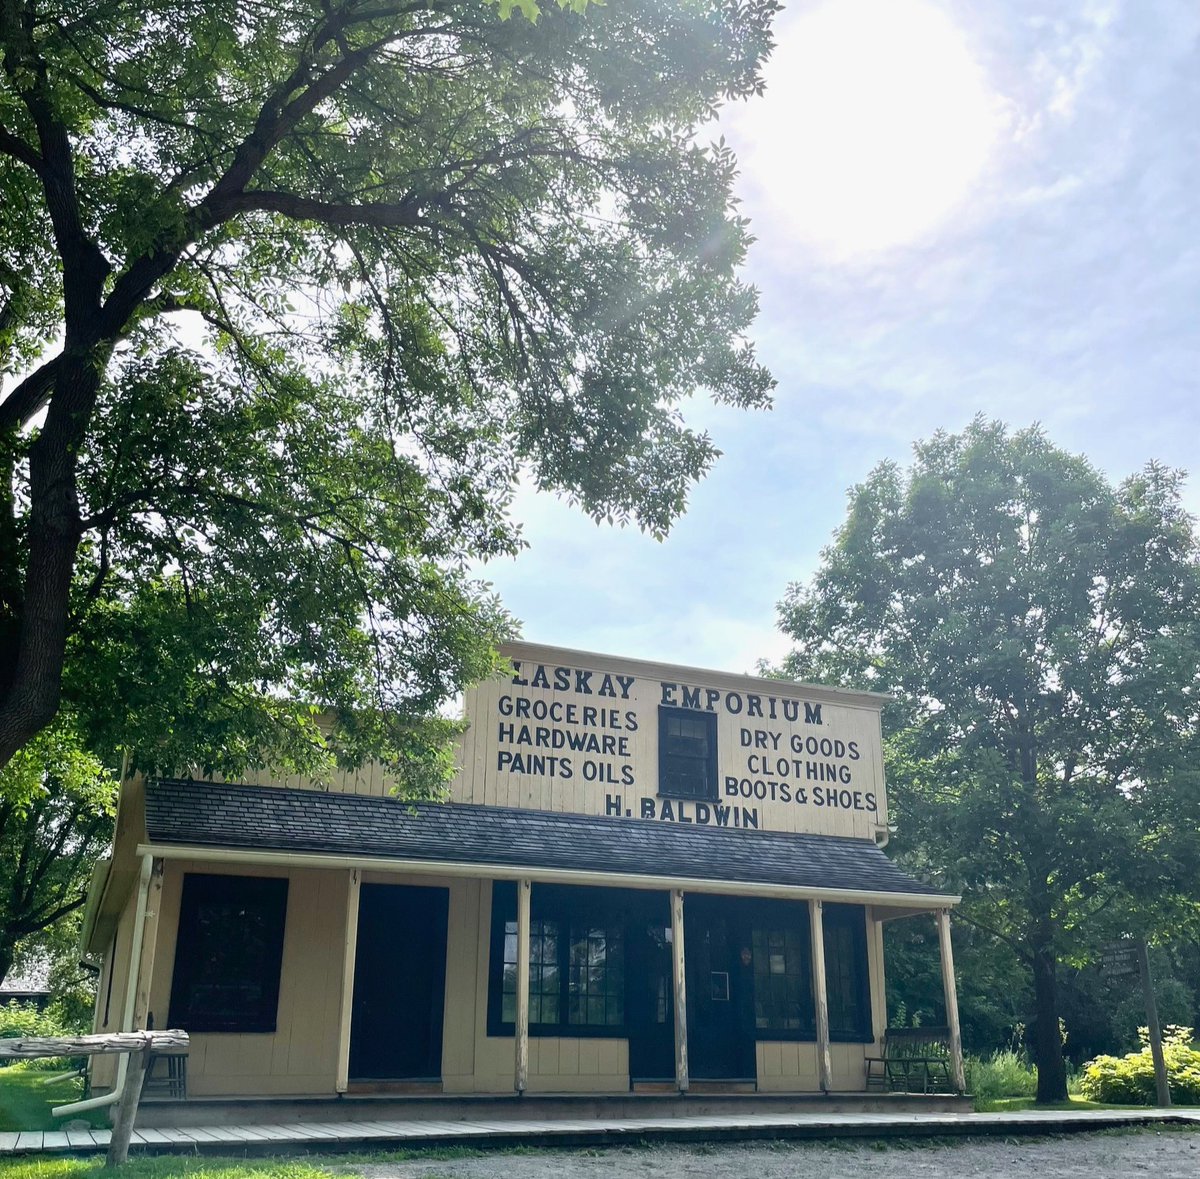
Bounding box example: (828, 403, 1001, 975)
(865, 1026, 954, 1093)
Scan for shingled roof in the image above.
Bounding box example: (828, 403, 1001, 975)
(145, 778, 948, 901)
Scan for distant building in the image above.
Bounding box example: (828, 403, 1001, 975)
(0, 972, 51, 1010)
(81, 642, 961, 1101)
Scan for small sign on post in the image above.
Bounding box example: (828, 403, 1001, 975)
(1100, 941, 1138, 979)
(1103, 938, 1171, 1107)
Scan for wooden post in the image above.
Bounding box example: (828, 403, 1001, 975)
(132, 859, 164, 1030)
(670, 889, 689, 1094)
(335, 868, 362, 1093)
(866, 907, 888, 1052)
(809, 899, 833, 1092)
(514, 877, 531, 1094)
(936, 908, 967, 1093)
(106, 1044, 150, 1167)
(1137, 939, 1171, 1107)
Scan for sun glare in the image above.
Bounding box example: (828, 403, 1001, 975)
(743, 0, 1002, 258)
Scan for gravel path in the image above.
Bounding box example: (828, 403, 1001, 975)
(342, 1127, 1200, 1179)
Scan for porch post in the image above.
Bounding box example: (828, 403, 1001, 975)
(808, 898, 833, 1092)
(670, 888, 689, 1093)
(132, 859, 164, 1029)
(335, 868, 361, 1093)
(936, 908, 966, 1093)
(514, 877, 531, 1094)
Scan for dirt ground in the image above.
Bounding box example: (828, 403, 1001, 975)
(344, 1127, 1200, 1179)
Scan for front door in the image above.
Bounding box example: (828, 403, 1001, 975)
(349, 883, 449, 1080)
(626, 896, 675, 1081)
(684, 896, 757, 1081)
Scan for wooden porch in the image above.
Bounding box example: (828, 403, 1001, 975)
(6, 1104, 1197, 1159)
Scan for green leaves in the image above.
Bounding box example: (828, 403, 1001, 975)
(773, 419, 1200, 1091)
(491, 0, 600, 24)
(0, 0, 775, 781)
(0, 716, 117, 984)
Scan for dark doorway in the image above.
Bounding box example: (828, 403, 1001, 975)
(684, 896, 757, 1081)
(625, 895, 675, 1081)
(349, 883, 449, 1081)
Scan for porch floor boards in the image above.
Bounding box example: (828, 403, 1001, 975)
(1, 1107, 1197, 1157)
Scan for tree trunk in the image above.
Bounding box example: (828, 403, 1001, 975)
(0, 353, 100, 771)
(1031, 943, 1068, 1102)
(0, 939, 14, 991)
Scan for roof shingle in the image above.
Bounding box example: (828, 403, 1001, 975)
(145, 778, 947, 900)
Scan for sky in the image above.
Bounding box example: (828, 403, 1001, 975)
(482, 0, 1200, 676)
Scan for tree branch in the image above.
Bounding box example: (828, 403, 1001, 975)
(0, 123, 43, 174)
(951, 908, 1034, 965)
(0, 355, 62, 431)
(217, 189, 425, 228)
(0, 0, 110, 335)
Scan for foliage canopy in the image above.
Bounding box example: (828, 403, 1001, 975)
(774, 419, 1200, 1102)
(0, 0, 776, 781)
(0, 718, 116, 986)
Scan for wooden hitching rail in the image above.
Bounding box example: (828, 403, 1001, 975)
(0, 1030, 189, 1167)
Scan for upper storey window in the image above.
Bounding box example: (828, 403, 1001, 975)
(658, 706, 718, 800)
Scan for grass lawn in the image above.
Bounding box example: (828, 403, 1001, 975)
(0, 1160, 338, 1179)
(973, 1095, 1186, 1112)
(0, 1068, 108, 1133)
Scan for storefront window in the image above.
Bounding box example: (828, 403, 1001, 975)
(501, 919, 560, 1024)
(752, 925, 814, 1033)
(747, 901, 871, 1042)
(489, 883, 627, 1035)
(568, 927, 624, 1026)
(168, 873, 288, 1033)
(824, 909, 870, 1039)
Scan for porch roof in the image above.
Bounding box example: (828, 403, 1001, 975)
(144, 778, 953, 907)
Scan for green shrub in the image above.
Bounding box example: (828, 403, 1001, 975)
(964, 1048, 1038, 1099)
(1078, 1025, 1200, 1104)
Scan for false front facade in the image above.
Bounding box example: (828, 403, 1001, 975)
(80, 642, 962, 1102)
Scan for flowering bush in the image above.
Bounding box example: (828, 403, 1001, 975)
(1078, 1026, 1200, 1104)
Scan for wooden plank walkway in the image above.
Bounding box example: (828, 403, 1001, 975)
(1, 1107, 1197, 1157)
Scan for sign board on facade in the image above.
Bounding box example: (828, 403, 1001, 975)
(451, 642, 890, 841)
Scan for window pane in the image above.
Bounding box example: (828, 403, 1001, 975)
(659, 707, 717, 800)
(824, 912, 868, 1038)
(567, 924, 624, 1026)
(168, 874, 288, 1033)
(752, 916, 813, 1035)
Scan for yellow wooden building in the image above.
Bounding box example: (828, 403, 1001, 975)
(76, 642, 963, 1109)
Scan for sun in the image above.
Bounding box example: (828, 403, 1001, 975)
(740, 0, 1002, 258)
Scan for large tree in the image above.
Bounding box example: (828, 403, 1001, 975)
(774, 420, 1200, 1102)
(0, 0, 775, 781)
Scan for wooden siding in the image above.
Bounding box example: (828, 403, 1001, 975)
(148, 861, 346, 1097)
(451, 643, 888, 840)
(92, 859, 891, 1098)
(88, 893, 139, 1092)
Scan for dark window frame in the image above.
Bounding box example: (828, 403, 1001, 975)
(168, 873, 289, 1034)
(746, 899, 873, 1044)
(657, 705, 718, 801)
(822, 904, 873, 1042)
(487, 882, 629, 1039)
(752, 918, 815, 1036)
